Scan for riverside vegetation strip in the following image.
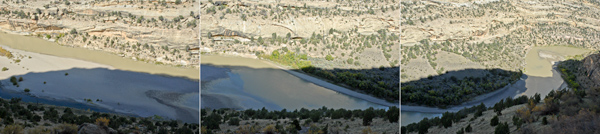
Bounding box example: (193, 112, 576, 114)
(401, 69, 523, 107)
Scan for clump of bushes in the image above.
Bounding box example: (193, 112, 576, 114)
(10, 76, 18, 85)
(0, 47, 13, 58)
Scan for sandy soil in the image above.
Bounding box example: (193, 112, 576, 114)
(400, 57, 437, 82)
(0, 45, 199, 123)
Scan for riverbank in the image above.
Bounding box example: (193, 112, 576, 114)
(401, 76, 527, 113)
(0, 32, 199, 80)
(201, 55, 398, 108)
(0, 45, 199, 123)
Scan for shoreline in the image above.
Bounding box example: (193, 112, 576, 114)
(261, 60, 398, 107)
(201, 54, 398, 107)
(0, 32, 199, 80)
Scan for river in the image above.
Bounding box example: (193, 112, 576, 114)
(0, 32, 199, 79)
(401, 46, 591, 126)
(201, 55, 388, 110)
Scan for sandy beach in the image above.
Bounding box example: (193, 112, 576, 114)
(0, 45, 199, 123)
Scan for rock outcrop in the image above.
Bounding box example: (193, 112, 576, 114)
(581, 53, 600, 89)
(77, 123, 118, 134)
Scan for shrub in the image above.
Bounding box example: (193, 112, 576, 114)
(2, 67, 7, 71)
(465, 124, 472, 132)
(228, 117, 240, 126)
(456, 128, 464, 134)
(53, 124, 77, 134)
(293, 119, 301, 130)
(65, 73, 69, 76)
(542, 117, 548, 125)
(512, 116, 523, 128)
(2, 124, 23, 134)
(299, 54, 308, 60)
(0, 47, 13, 58)
(95, 117, 110, 126)
(516, 107, 532, 122)
(204, 113, 222, 129)
(490, 116, 499, 126)
(10, 76, 17, 85)
(18, 77, 23, 82)
(28, 126, 51, 134)
(310, 112, 321, 122)
(24, 88, 30, 92)
(494, 122, 509, 134)
(387, 106, 399, 123)
(362, 126, 375, 134)
(325, 55, 334, 61)
(70, 28, 77, 35)
(347, 58, 354, 64)
(363, 107, 375, 126)
(236, 125, 259, 134)
(307, 124, 322, 134)
(262, 124, 277, 133)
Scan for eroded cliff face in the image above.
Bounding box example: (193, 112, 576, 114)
(200, 0, 400, 69)
(0, 0, 199, 68)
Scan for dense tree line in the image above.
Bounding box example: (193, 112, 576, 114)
(558, 59, 586, 97)
(402, 69, 522, 107)
(302, 65, 399, 101)
(262, 48, 399, 102)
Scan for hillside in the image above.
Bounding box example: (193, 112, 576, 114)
(0, 0, 199, 68)
(201, 106, 399, 134)
(201, 0, 400, 101)
(401, 0, 600, 82)
(403, 53, 600, 134)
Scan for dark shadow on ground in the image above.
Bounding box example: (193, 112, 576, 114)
(0, 67, 199, 123)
